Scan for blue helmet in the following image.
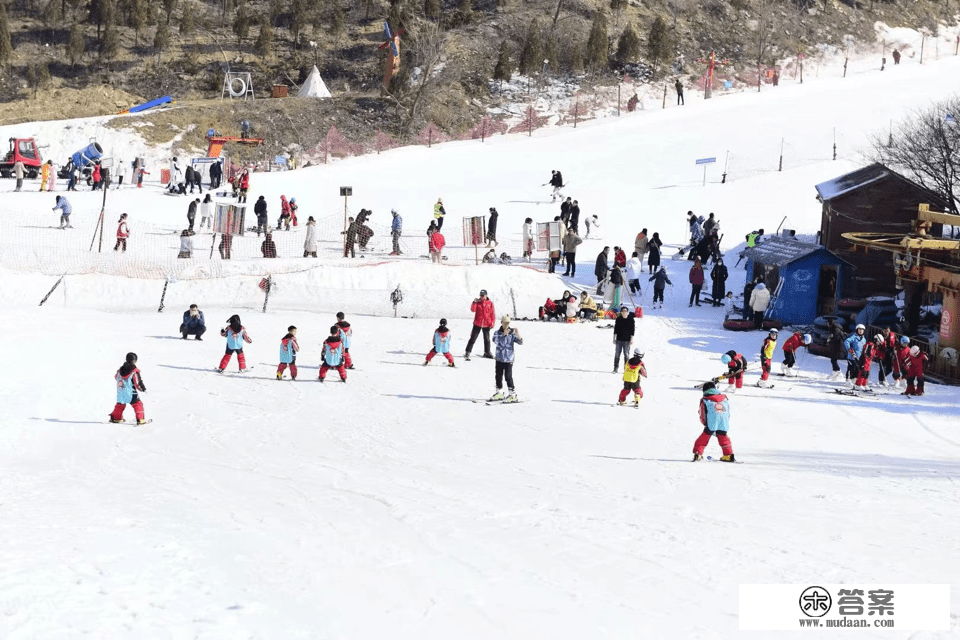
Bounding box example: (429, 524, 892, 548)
(900, 336, 910, 345)
(290, 197, 296, 203)
(721, 354, 732, 365)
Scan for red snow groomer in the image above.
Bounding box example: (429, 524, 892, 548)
(0, 138, 43, 179)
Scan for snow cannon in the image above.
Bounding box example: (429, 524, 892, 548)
(70, 142, 103, 169)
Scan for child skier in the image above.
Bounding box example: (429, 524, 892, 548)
(424, 319, 455, 367)
(781, 331, 812, 376)
(278, 195, 292, 230)
(319, 325, 347, 383)
(277, 325, 299, 380)
(893, 336, 911, 389)
(289, 197, 298, 227)
(53, 195, 72, 229)
(114, 213, 129, 252)
(692, 381, 735, 462)
(490, 315, 522, 403)
(617, 349, 647, 406)
(844, 324, 867, 385)
(335, 312, 354, 369)
(217, 314, 253, 373)
(648, 266, 672, 309)
(720, 350, 747, 392)
(853, 334, 881, 391)
(109, 352, 148, 424)
(757, 327, 778, 388)
(902, 345, 928, 396)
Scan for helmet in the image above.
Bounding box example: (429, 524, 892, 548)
(290, 198, 296, 203)
(391, 208, 397, 214)
(125, 352, 138, 363)
(803, 334, 812, 345)
(633, 348, 644, 358)
(856, 324, 865, 331)
(721, 354, 732, 365)
(768, 327, 779, 335)
(874, 334, 884, 343)
(910, 346, 920, 356)
(900, 336, 910, 345)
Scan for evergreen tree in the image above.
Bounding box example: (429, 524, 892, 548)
(492, 39, 511, 91)
(544, 36, 558, 73)
(162, 0, 176, 25)
(615, 23, 639, 66)
(180, 1, 194, 35)
(26, 62, 52, 97)
(457, 0, 473, 25)
(128, 0, 147, 45)
(254, 17, 274, 58)
(586, 10, 609, 72)
(568, 39, 585, 74)
(646, 15, 672, 76)
(67, 23, 85, 67)
(424, 0, 439, 21)
(518, 18, 542, 76)
(0, 3, 12, 66)
(330, 3, 344, 39)
(610, 0, 626, 27)
(290, 0, 308, 44)
(233, 8, 250, 46)
(100, 22, 119, 64)
(153, 18, 169, 55)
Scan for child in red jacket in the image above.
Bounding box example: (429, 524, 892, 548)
(335, 311, 354, 369)
(780, 331, 811, 376)
(902, 345, 929, 396)
(114, 213, 129, 252)
(109, 352, 148, 424)
(854, 334, 882, 390)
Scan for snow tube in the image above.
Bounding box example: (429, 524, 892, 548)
(723, 319, 756, 331)
(837, 298, 867, 312)
(229, 77, 247, 97)
(762, 319, 782, 330)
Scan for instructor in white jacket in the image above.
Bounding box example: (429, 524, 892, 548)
(749, 282, 770, 330)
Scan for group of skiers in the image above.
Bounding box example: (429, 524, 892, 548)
(837, 323, 928, 395)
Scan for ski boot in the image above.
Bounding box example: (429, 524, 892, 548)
(137, 419, 149, 426)
(724, 385, 736, 393)
(692, 453, 703, 462)
(277, 372, 283, 380)
(216, 368, 224, 373)
(633, 396, 640, 406)
(503, 392, 518, 403)
(613, 366, 619, 374)
(109, 417, 125, 424)
(448, 362, 456, 368)
(423, 360, 429, 366)
(617, 400, 626, 406)
(757, 379, 773, 389)
(720, 454, 737, 463)
(489, 391, 505, 402)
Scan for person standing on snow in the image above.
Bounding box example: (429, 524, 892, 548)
(187, 198, 199, 232)
(902, 345, 928, 396)
(254, 196, 268, 236)
(561, 227, 582, 277)
(646, 232, 662, 274)
(465, 290, 496, 360)
(13, 159, 25, 191)
(674, 79, 685, 105)
(692, 382, 736, 462)
(217, 314, 253, 373)
(277, 326, 300, 380)
(238, 169, 250, 203)
(618, 349, 647, 406)
(489, 315, 522, 403)
(547, 170, 564, 202)
(429, 227, 446, 263)
(826, 318, 847, 380)
(522, 217, 534, 262)
(560, 197, 573, 226)
(335, 312, 355, 369)
(108, 352, 149, 425)
(648, 266, 672, 309)
(612, 305, 635, 373)
(278, 195, 292, 230)
(757, 328, 778, 388)
(748, 281, 770, 328)
(486, 207, 499, 248)
(303, 217, 318, 257)
(688, 257, 705, 307)
(53, 195, 72, 229)
(595, 246, 610, 294)
(569, 200, 581, 234)
(199, 194, 213, 231)
(852, 334, 881, 391)
(169, 157, 182, 190)
(433, 198, 446, 230)
(710, 259, 728, 306)
(390, 209, 403, 255)
(319, 325, 348, 383)
(424, 318, 455, 367)
(719, 350, 747, 392)
(625, 252, 643, 294)
(634, 228, 649, 267)
(844, 324, 867, 386)
(781, 331, 811, 376)
(114, 213, 129, 252)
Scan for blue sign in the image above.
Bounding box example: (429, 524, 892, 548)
(695, 157, 717, 165)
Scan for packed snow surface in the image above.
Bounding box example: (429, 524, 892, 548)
(1, 32, 960, 639)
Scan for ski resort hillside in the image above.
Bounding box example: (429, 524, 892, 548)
(1, 42, 959, 639)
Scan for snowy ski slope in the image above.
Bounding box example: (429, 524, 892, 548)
(1, 39, 960, 639)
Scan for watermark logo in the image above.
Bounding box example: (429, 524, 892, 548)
(799, 586, 832, 617)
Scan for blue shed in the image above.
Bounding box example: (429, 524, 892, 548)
(743, 236, 852, 325)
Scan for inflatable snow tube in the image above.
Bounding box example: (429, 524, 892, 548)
(723, 319, 756, 331)
(837, 298, 867, 312)
(807, 343, 832, 358)
(762, 319, 782, 330)
(229, 77, 247, 97)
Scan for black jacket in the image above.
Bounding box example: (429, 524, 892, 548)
(711, 264, 728, 283)
(614, 315, 635, 341)
(648, 238, 662, 265)
(560, 201, 571, 218)
(611, 265, 624, 286)
(254, 198, 267, 218)
(570, 204, 580, 222)
(550, 172, 563, 187)
(487, 210, 498, 235)
(187, 201, 197, 218)
(595, 253, 609, 279)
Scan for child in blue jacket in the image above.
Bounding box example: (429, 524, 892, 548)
(336, 311, 354, 369)
(217, 314, 253, 372)
(692, 381, 735, 462)
(277, 326, 299, 380)
(319, 325, 347, 382)
(109, 352, 148, 424)
(424, 319, 455, 367)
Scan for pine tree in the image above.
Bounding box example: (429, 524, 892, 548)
(162, 0, 176, 25)
(100, 22, 119, 65)
(233, 8, 250, 46)
(26, 61, 52, 97)
(180, 1, 194, 35)
(615, 23, 639, 66)
(0, 3, 12, 66)
(254, 17, 274, 58)
(424, 0, 439, 21)
(646, 15, 672, 77)
(67, 23, 85, 68)
(544, 36, 558, 73)
(457, 0, 473, 25)
(129, 0, 146, 45)
(518, 18, 542, 76)
(492, 39, 511, 91)
(153, 18, 169, 56)
(586, 10, 609, 73)
(569, 39, 585, 74)
(330, 3, 344, 39)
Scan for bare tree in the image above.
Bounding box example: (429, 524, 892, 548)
(383, 18, 446, 136)
(752, 0, 778, 92)
(871, 99, 960, 213)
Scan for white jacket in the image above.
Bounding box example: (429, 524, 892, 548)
(523, 222, 534, 242)
(200, 201, 212, 219)
(625, 257, 643, 281)
(304, 223, 318, 252)
(749, 284, 771, 311)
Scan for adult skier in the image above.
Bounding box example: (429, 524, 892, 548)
(489, 315, 522, 403)
(547, 170, 564, 202)
(781, 331, 811, 376)
(254, 196, 268, 236)
(424, 318, 455, 367)
(390, 209, 403, 255)
(844, 324, 867, 386)
(277, 326, 300, 380)
(612, 306, 635, 373)
(433, 198, 446, 230)
(595, 247, 610, 294)
(465, 290, 495, 359)
(217, 314, 253, 373)
(109, 352, 149, 425)
(648, 266, 672, 309)
(692, 382, 735, 462)
(757, 328, 778, 388)
(617, 349, 647, 406)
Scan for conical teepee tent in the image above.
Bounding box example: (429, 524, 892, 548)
(297, 66, 332, 99)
